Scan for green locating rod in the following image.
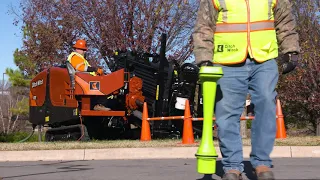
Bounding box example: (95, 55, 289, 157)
(195, 66, 223, 174)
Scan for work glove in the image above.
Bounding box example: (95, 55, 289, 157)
(197, 60, 214, 67)
(281, 52, 299, 74)
(96, 68, 104, 76)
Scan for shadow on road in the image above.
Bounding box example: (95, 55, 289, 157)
(197, 161, 257, 180)
(0, 160, 83, 168)
(1, 161, 93, 179)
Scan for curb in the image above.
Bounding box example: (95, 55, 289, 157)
(0, 146, 319, 162)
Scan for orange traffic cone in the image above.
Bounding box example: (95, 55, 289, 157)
(182, 99, 195, 144)
(140, 102, 151, 141)
(276, 99, 287, 139)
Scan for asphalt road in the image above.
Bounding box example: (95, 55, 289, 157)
(0, 158, 319, 180)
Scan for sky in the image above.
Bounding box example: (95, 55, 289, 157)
(0, 0, 22, 81)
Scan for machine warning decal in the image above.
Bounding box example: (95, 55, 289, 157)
(89, 81, 100, 90)
(32, 79, 44, 88)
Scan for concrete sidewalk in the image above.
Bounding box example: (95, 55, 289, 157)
(0, 146, 319, 162)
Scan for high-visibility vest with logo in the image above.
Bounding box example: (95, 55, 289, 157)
(212, 0, 278, 64)
(67, 52, 96, 76)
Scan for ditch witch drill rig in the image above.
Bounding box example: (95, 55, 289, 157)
(28, 34, 203, 141)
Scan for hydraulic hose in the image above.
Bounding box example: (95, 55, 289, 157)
(132, 110, 142, 120)
(135, 99, 143, 108)
(17, 125, 36, 143)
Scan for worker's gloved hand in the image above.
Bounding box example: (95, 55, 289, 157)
(281, 52, 299, 74)
(197, 60, 214, 67)
(96, 68, 104, 76)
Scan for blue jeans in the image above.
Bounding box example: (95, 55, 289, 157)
(214, 57, 279, 173)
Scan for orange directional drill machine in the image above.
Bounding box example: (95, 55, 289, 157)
(28, 34, 203, 141)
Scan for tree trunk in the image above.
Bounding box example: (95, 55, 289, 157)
(10, 115, 19, 133)
(6, 105, 12, 134)
(317, 119, 320, 136)
(0, 106, 5, 133)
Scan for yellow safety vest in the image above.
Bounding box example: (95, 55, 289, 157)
(212, 0, 278, 64)
(67, 52, 96, 76)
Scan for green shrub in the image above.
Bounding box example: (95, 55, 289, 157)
(0, 131, 43, 142)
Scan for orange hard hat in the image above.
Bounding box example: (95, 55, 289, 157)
(73, 39, 88, 50)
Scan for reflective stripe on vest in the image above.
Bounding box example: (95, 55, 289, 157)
(215, 21, 275, 33)
(67, 52, 96, 76)
(212, 0, 279, 64)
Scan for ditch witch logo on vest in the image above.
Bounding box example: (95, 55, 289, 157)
(217, 45, 239, 52)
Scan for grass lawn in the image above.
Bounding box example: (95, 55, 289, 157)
(0, 136, 319, 151)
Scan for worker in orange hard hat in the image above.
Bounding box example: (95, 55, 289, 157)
(67, 39, 110, 111)
(67, 39, 104, 76)
(73, 39, 88, 50)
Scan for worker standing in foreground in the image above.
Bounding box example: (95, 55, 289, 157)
(192, 0, 300, 180)
(68, 39, 111, 111)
